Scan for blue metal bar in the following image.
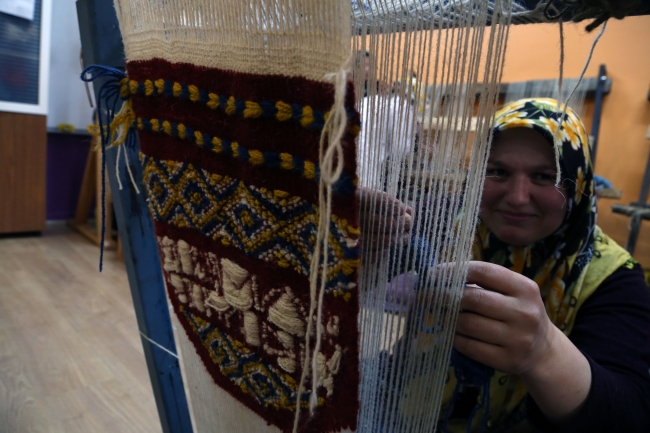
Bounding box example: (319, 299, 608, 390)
(75, 2, 193, 432)
(104, 130, 193, 433)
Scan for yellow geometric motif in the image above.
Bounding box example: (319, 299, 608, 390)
(142, 156, 359, 294)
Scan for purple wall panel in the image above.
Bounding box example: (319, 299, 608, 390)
(46, 132, 92, 220)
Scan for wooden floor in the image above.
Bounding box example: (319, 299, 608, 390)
(0, 222, 162, 433)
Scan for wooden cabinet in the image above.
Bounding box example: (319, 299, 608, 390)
(0, 111, 47, 234)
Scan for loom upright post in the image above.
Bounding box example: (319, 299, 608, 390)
(75, 1, 193, 432)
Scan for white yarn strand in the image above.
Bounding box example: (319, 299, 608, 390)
(293, 62, 350, 433)
(115, 144, 124, 191)
(108, 101, 140, 194)
(554, 17, 565, 184)
(139, 331, 180, 360)
(553, 20, 608, 185)
(113, 141, 141, 194)
(310, 65, 349, 412)
(122, 142, 141, 194)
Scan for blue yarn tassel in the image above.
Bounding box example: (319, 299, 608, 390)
(80, 65, 129, 272)
(444, 349, 495, 433)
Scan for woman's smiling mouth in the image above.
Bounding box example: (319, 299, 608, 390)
(496, 210, 537, 223)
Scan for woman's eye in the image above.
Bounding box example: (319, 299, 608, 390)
(486, 168, 506, 177)
(534, 173, 556, 182)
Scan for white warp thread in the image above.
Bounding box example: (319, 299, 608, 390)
(553, 20, 608, 185)
(139, 331, 180, 360)
(554, 18, 565, 185)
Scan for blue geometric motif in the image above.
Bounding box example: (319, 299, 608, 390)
(142, 156, 359, 294)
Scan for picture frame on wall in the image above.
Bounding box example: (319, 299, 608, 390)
(0, 0, 52, 116)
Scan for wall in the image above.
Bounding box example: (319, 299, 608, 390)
(500, 16, 650, 266)
(46, 132, 92, 220)
(47, 0, 94, 130)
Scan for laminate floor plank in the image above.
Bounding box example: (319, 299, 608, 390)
(0, 329, 57, 433)
(0, 222, 163, 433)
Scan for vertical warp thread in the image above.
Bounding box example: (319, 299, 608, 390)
(352, 1, 514, 431)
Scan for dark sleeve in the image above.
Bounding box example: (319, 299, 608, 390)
(527, 263, 650, 433)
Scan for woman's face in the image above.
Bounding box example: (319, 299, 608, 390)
(480, 128, 567, 246)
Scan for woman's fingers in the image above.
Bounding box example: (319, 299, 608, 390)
(466, 261, 540, 299)
(359, 187, 412, 220)
(455, 311, 508, 346)
(465, 261, 517, 294)
(357, 187, 413, 252)
(454, 262, 553, 375)
(453, 333, 504, 366)
(460, 285, 512, 322)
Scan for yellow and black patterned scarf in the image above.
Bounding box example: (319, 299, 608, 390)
(473, 98, 596, 331)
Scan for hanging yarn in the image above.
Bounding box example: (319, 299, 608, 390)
(444, 350, 495, 433)
(562, 0, 640, 31)
(550, 20, 607, 187)
(81, 66, 127, 271)
(80, 65, 141, 271)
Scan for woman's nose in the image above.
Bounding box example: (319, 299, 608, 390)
(505, 177, 531, 205)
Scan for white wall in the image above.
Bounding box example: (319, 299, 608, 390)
(47, 0, 93, 129)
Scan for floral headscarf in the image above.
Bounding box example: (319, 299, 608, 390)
(473, 98, 595, 331)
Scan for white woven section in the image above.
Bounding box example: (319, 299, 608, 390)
(114, 0, 351, 83)
(170, 313, 280, 433)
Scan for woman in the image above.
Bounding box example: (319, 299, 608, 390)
(447, 98, 650, 432)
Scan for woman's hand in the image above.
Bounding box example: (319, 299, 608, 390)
(454, 261, 553, 375)
(454, 261, 592, 424)
(357, 187, 412, 253)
